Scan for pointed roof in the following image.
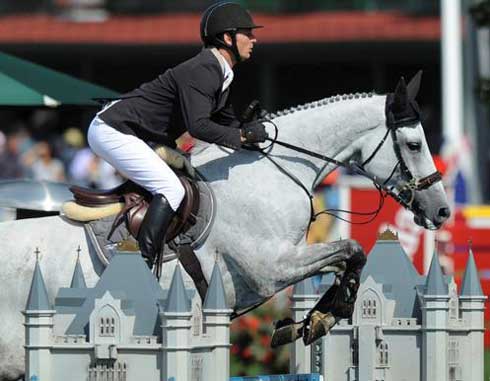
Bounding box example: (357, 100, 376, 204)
(293, 277, 318, 296)
(460, 248, 484, 296)
(54, 287, 90, 315)
(26, 256, 51, 310)
(70, 256, 87, 289)
(66, 251, 166, 336)
(165, 265, 191, 313)
(203, 262, 228, 310)
(425, 251, 448, 295)
(361, 234, 423, 318)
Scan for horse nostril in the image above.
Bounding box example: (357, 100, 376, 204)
(438, 207, 450, 219)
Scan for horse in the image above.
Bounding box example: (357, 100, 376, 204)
(0, 72, 450, 380)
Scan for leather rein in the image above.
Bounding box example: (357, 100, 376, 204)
(255, 112, 442, 225)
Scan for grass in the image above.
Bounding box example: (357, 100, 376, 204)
(486, 350, 490, 380)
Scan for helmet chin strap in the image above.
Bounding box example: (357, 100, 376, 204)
(214, 31, 242, 63)
(229, 32, 242, 63)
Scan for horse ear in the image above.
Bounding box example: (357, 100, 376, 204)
(407, 70, 423, 101)
(393, 76, 408, 112)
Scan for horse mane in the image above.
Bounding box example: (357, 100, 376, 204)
(265, 91, 376, 119)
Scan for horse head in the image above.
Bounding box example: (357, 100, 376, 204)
(358, 71, 450, 229)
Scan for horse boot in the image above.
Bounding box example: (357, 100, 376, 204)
(302, 271, 361, 345)
(271, 318, 305, 348)
(137, 194, 175, 269)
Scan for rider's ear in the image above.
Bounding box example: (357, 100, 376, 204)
(407, 70, 423, 101)
(393, 76, 408, 113)
(223, 32, 234, 47)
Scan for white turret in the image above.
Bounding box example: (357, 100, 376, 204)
(459, 247, 486, 381)
(23, 249, 55, 381)
(422, 250, 449, 381)
(289, 276, 319, 374)
(202, 261, 233, 381)
(161, 264, 192, 381)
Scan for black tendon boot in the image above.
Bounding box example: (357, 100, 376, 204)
(137, 194, 175, 268)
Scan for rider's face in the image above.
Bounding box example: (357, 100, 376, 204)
(235, 28, 257, 61)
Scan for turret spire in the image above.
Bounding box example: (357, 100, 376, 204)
(70, 246, 87, 289)
(165, 264, 191, 313)
(26, 248, 51, 310)
(204, 262, 228, 310)
(460, 247, 483, 296)
(425, 250, 448, 295)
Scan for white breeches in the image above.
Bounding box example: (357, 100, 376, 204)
(87, 116, 185, 212)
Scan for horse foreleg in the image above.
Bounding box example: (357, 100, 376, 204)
(280, 239, 364, 282)
(271, 239, 366, 348)
(302, 240, 366, 345)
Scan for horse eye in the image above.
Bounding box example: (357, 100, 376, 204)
(407, 142, 421, 152)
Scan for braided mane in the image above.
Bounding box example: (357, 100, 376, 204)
(265, 92, 375, 119)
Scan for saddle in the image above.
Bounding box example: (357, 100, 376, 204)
(69, 174, 200, 243)
(66, 147, 210, 301)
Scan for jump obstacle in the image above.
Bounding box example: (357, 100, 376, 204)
(23, 231, 484, 381)
(23, 249, 322, 381)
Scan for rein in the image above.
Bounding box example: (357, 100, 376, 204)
(255, 113, 442, 226)
(257, 127, 388, 225)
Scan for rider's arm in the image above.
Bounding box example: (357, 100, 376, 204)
(177, 63, 243, 149)
(211, 96, 240, 127)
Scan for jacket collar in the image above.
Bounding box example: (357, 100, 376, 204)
(210, 48, 234, 92)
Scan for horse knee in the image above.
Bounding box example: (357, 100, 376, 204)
(346, 239, 366, 270)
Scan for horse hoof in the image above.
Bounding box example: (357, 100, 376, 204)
(303, 310, 337, 346)
(271, 319, 304, 348)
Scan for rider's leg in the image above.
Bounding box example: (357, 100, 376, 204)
(137, 193, 175, 266)
(87, 116, 185, 264)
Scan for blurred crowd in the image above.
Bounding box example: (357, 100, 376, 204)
(0, 125, 122, 189)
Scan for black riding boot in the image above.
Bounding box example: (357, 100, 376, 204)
(137, 194, 175, 267)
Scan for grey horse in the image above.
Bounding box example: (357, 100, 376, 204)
(0, 72, 450, 380)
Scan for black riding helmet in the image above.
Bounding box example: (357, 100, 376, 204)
(200, 2, 263, 62)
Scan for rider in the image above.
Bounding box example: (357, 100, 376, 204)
(87, 2, 268, 267)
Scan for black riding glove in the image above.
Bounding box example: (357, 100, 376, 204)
(241, 121, 268, 144)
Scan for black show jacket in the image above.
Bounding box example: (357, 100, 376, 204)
(99, 49, 241, 149)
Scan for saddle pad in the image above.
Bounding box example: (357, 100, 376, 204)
(85, 179, 216, 267)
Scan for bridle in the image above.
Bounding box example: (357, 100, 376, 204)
(351, 94, 442, 215)
(253, 96, 443, 225)
(350, 117, 442, 215)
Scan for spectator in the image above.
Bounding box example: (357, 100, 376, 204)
(70, 147, 122, 189)
(27, 141, 66, 182)
(0, 131, 25, 179)
(54, 127, 86, 171)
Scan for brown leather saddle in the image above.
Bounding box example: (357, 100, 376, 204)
(70, 174, 209, 301)
(69, 174, 200, 243)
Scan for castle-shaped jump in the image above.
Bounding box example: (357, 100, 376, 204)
(23, 250, 232, 381)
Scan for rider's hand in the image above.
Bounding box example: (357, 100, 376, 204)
(241, 121, 268, 144)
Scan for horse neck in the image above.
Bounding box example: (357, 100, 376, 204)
(267, 95, 386, 189)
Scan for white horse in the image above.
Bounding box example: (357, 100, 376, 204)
(0, 72, 450, 380)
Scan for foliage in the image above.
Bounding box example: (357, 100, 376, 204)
(230, 297, 290, 376)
